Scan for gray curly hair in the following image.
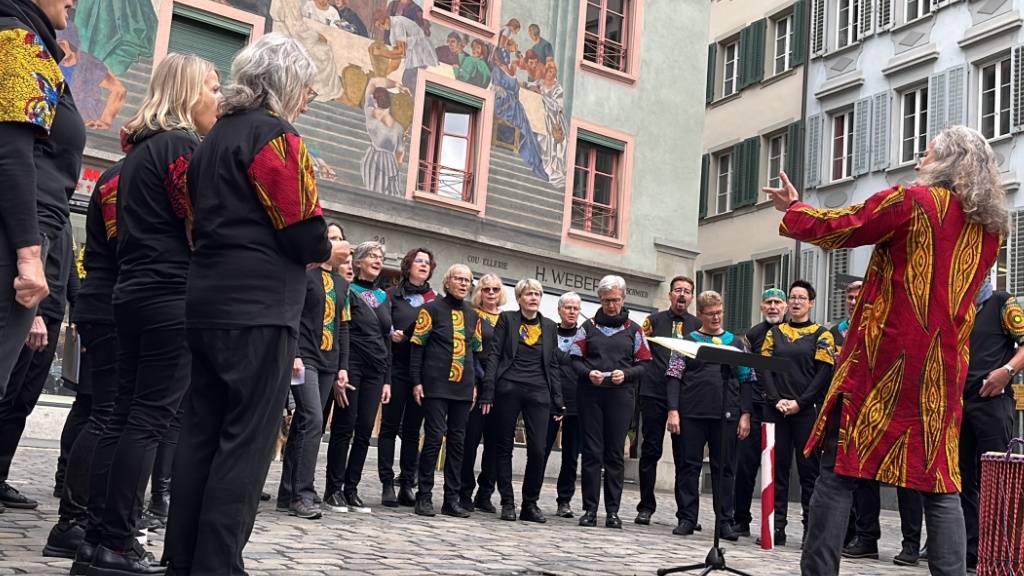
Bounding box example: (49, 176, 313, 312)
(917, 126, 1008, 237)
(220, 33, 317, 122)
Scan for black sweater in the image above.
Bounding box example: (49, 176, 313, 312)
(388, 281, 436, 369)
(348, 278, 393, 381)
(479, 310, 563, 409)
(556, 325, 581, 415)
(569, 310, 652, 389)
(640, 309, 701, 399)
(759, 320, 835, 418)
(744, 320, 781, 409)
(73, 162, 122, 325)
(297, 267, 349, 372)
(409, 294, 483, 401)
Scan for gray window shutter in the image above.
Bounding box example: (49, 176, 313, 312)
(800, 247, 818, 285)
(853, 97, 873, 176)
(1010, 210, 1024, 297)
(706, 44, 717, 104)
(1012, 44, 1024, 132)
(827, 248, 851, 322)
(871, 91, 890, 172)
(946, 64, 967, 127)
(792, 0, 808, 66)
(811, 0, 825, 56)
(785, 121, 804, 189)
(859, 0, 875, 38)
(805, 113, 823, 188)
(168, 7, 250, 84)
(781, 251, 791, 287)
(927, 71, 948, 141)
(696, 271, 704, 295)
(699, 154, 710, 219)
(877, 0, 892, 29)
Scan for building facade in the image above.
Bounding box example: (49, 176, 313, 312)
(697, 0, 808, 335)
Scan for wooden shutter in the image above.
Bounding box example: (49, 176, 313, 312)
(877, 0, 893, 29)
(1010, 210, 1024, 298)
(1012, 44, 1024, 132)
(699, 154, 710, 219)
(706, 44, 717, 104)
(853, 97, 873, 176)
(811, 0, 825, 56)
(945, 64, 967, 127)
(871, 91, 891, 172)
(805, 113, 823, 188)
(785, 121, 804, 189)
(733, 137, 760, 209)
(792, 0, 808, 66)
(927, 71, 948, 141)
(858, 0, 874, 38)
(168, 7, 250, 83)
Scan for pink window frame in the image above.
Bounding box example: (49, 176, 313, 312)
(153, 0, 265, 68)
(562, 119, 634, 253)
(575, 0, 644, 86)
(571, 140, 620, 238)
(406, 71, 494, 215)
(417, 96, 478, 203)
(424, 0, 502, 39)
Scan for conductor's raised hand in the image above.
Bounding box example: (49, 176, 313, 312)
(763, 170, 800, 212)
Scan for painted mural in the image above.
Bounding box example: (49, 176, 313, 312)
(63, 0, 567, 195)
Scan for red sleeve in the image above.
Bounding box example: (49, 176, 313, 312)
(780, 185, 914, 250)
(248, 132, 324, 230)
(164, 153, 193, 222)
(98, 174, 119, 240)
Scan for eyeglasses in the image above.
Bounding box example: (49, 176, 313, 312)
(601, 297, 623, 304)
(670, 288, 693, 295)
(363, 253, 384, 261)
(701, 311, 724, 318)
(788, 295, 810, 302)
(412, 258, 431, 265)
(451, 277, 473, 285)
(482, 286, 501, 294)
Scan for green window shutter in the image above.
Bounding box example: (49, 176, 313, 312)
(706, 44, 717, 103)
(737, 26, 749, 90)
(696, 270, 704, 295)
(578, 129, 626, 152)
(735, 260, 754, 333)
(792, 0, 807, 66)
(785, 121, 803, 190)
(747, 136, 761, 204)
(781, 252, 791, 288)
(426, 83, 485, 109)
(733, 137, 760, 209)
(168, 7, 250, 82)
(725, 264, 739, 333)
(699, 153, 709, 219)
(731, 143, 745, 209)
(749, 19, 767, 85)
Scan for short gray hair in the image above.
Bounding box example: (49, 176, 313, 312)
(352, 241, 384, 270)
(558, 292, 581, 309)
(597, 275, 626, 297)
(514, 278, 544, 299)
(221, 34, 317, 121)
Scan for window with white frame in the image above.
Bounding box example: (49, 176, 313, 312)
(715, 151, 733, 214)
(767, 133, 787, 188)
(831, 109, 855, 181)
(905, 0, 931, 23)
(761, 258, 782, 293)
(722, 41, 739, 97)
(980, 57, 1011, 140)
(773, 13, 794, 75)
(709, 270, 727, 296)
(900, 86, 928, 164)
(836, 0, 860, 49)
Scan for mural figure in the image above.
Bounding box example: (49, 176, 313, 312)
(527, 62, 567, 186)
(270, 0, 345, 100)
(454, 39, 490, 89)
(57, 21, 127, 130)
(372, 9, 438, 89)
(491, 47, 547, 180)
(435, 31, 466, 66)
(527, 23, 554, 64)
(74, 0, 157, 76)
(361, 77, 406, 196)
(385, 0, 430, 42)
(517, 49, 544, 82)
(302, 0, 344, 26)
(333, 0, 369, 37)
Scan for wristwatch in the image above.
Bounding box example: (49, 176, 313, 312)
(1003, 364, 1016, 377)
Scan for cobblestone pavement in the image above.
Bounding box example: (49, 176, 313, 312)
(1, 406, 930, 575)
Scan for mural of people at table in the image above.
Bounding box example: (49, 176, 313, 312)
(57, 20, 127, 130)
(435, 31, 467, 66)
(491, 47, 547, 181)
(270, 0, 345, 100)
(454, 39, 490, 89)
(527, 23, 554, 64)
(527, 62, 567, 187)
(372, 8, 438, 89)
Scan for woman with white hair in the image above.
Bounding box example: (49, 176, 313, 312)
(479, 278, 563, 523)
(164, 34, 349, 576)
(569, 275, 651, 529)
(409, 264, 484, 518)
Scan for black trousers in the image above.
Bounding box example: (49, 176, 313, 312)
(163, 327, 293, 576)
(637, 395, 686, 516)
(494, 384, 550, 506)
(769, 407, 819, 532)
(325, 357, 383, 497)
(278, 366, 333, 505)
(961, 395, 1013, 565)
(150, 429, 177, 502)
(733, 406, 763, 528)
(460, 402, 497, 502)
(579, 384, 634, 514)
(0, 314, 62, 482)
(544, 414, 580, 505)
(847, 480, 881, 544)
(97, 311, 191, 550)
(59, 323, 117, 522)
(417, 397, 471, 502)
(56, 390, 92, 490)
(679, 417, 737, 526)
(377, 367, 423, 488)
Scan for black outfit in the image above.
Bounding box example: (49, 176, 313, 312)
(733, 319, 778, 530)
(325, 278, 391, 500)
(460, 308, 499, 505)
(377, 281, 435, 490)
(480, 311, 564, 507)
(543, 324, 583, 506)
(164, 109, 331, 576)
(410, 294, 483, 504)
(636, 309, 700, 516)
(570, 309, 651, 515)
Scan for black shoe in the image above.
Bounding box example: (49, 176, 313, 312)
(275, 500, 290, 513)
(381, 482, 398, 508)
(71, 540, 96, 575)
(842, 539, 879, 559)
(260, 491, 271, 501)
(42, 521, 84, 558)
(719, 523, 740, 542)
(86, 543, 164, 575)
(458, 496, 475, 512)
(397, 485, 416, 507)
(313, 490, 322, 505)
(0, 501, 5, 513)
(500, 503, 517, 521)
(147, 493, 169, 518)
(322, 492, 349, 513)
(473, 494, 496, 514)
(53, 483, 64, 498)
(344, 491, 370, 513)
(578, 510, 597, 527)
(441, 501, 471, 518)
(694, 522, 703, 531)
(755, 530, 787, 547)
(137, 510, 166, 531)
(893, 546, 920, 566)
(414, 494, 435, 517)
(634, 509, 653, 525)
(520, 503, 546, 523)
(732, 523, 751, 537)
(605, 513, 622, 529)
(0, 482, 37, 509)
(673, 520, 695, 536)
(556, 502, 574, 518)
(289, 499, 322, 520)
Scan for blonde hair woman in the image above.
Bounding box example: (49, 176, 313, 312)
(82, 53, 220, 574)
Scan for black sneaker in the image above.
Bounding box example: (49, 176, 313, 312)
(312, 490, 322, 505)
(555, 502, 574, 518)
(414, 494, 435, 517)
(673, 520, 695, 536)
(86, 542, 164, 575)
(500, 504, 517, 521)
(605, 513, 622, 529)
(71, 540, 96, 575)
(458, 496, 475, 512)
(441, 501, 471, 518)
(578, 510, 597, 527)
(260, 491, 271, 501)
(42, 521, 84, 558)
(0, 482, 37, 510)
(147, 493, 169, 518)
(397, 484, 416, 507)
(732, 523, 751, 537)
(53, 483, 64, 498)
(893, 546, 920, 566)
(344, 491, 371, 513)
(137, 510, 166, 531)
(634, 509, 653, 525)
(520, 503, 546, 523)
(275, 500, 290, 513)
(289, 499, 322, 520)
(842, 539, 879, 559)
(719, 523, 740, 542)
(473, 494, 496, 514)
(322, 492, 349, 513)
(381, 482, 398, 508)
(755, 530, 787, 547)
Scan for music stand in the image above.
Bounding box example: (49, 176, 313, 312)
(647, 339, 791, 576)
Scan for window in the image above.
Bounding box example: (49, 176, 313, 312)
(761, 258, 781, 293)
(571, 139, 621, 238)
(905, 0, 931, 22)
(774, 14, 794, 75)
(715, 152, 733, 214)
(418, 92, 480, 202)
(167, 4, 251, 82)
(722, 41, 739, 97)
(980, 57, 1011, 140)
(767, 133, 787, 188)
(900, 86, 928, 164)
(433, 0, 488, 23)
(836, 0, 860, 49)
(710, 270, 727, 296)
(583, 0, 632, 73)
(831, 110, 855, 181)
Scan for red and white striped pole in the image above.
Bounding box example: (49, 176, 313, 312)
(760, 421, 776, 550)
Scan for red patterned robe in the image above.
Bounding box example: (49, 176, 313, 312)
(782, 185, 1001, 493)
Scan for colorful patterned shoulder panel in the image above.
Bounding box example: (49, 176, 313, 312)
(0, 27, 63, 131)
(1002, 296, 1024, 345)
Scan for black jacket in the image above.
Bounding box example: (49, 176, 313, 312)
(480, 310, 564, 410)
(409, 294, 483, 401)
